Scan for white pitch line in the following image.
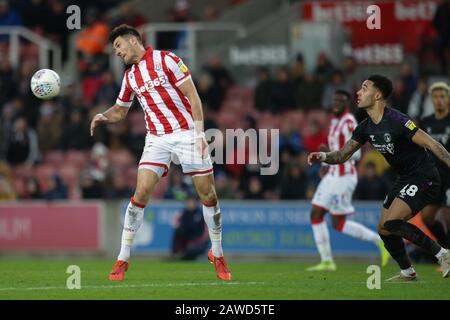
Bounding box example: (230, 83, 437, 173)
(0, 281, 265, 292)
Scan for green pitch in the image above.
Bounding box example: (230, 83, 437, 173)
(0, 259, 448, 300)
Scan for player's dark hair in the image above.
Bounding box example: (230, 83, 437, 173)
(367, 74, 393, 99)
(335, 89, 351, 101)
(109, 24, 142, 44)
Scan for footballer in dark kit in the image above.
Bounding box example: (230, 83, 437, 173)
(308, 75, 450, 281)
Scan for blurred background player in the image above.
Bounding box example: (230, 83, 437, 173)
(90, 25, 231, 281)
(419, 82, 450, 250)
(308, 75, 450, 281)
(307, 90, 389, 271)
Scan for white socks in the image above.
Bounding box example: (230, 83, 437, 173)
(311, 220, 333, 262)
(341, 220, 381, 245)
(435, 247, 447, 259)
(118, 198, 145, 262)
(202, 202, 223, 257)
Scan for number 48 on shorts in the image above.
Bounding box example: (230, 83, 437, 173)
(399, 184, 418, 198)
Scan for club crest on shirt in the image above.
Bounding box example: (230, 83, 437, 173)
(155, 62, 162, 71)
(383, 133, 392, 142)
(405, 120, 416, 131)
(370, 135, 375, 142)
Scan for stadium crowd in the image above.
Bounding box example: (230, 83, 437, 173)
(0, 0, 449, 203)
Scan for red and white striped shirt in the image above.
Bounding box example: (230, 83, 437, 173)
(327, 111, 358, 177)
(116, 47, 194, 135)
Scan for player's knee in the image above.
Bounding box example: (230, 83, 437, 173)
(310, 206, 325, 220)
(383, 219, 403, 233)
(134, 187, 152, 204)
(332, 217, 346, 232)
(198, 187, 217, 207)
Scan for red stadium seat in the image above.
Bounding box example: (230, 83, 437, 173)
(64, 151, 89, 169)
(42, 151, 65, 168)
(109, 149, 135, 168)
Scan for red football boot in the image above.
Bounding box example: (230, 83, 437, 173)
(108, 260, 129, 281)
(208, 250, 232, 281)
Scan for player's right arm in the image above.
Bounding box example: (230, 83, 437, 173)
(91, 72, 135, 136)
(308, 139, 362, 165)
(90, 104, 130, 136)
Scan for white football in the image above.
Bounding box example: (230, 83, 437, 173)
(30, 69, 61, 99)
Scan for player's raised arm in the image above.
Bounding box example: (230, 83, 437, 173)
(90, 103, 130, 136)
(412, 128, 450, 168)
(307, 139, 361, 165)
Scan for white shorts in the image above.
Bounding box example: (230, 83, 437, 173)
(311, 173, 357, 215)
(139, 129, 213, 178)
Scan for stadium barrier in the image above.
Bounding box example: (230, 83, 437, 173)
(4, 200, 429, 257)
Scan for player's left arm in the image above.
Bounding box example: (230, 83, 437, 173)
(412, 128, 450, 168)
(178, 78, 208, 157)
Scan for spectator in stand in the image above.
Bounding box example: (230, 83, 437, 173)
(20, 0, 50, 32)
(44, 0, 70, 61)
(80, 171, 104, 199)
(4, 117, 39, 165)
(105, 175, 133, 199)
(42, 174, 68, 200)
(204, 54, 233, 107)
(407, 77, 434, 121)
(0, 58, 16, 107)
(17, 60, 40, 127)
(215, 172, 241, 200)
(86, 142, 113, 186)
(196, 72, 221, 112)
(0, 162, 15, 200)
(270, 66, 295, 113)
(253, 67, 273, 113)
(354, 161, 389, 200)
(321, 70, 352, 110)
(81, 61, 105, 106)
(342, 55, 360, 93)
(244, 176, 264, 199)
(77, 8, 110, 58)
(110, 1, 147, 29)
(290, 53, 305, 84)
(279, 122, 303, 156)
(60, 109, 92, 150)
(314, 52, 334, 82)
(37, 101, 63, 152)
(279, 162, 308, 200)
(0, 0, 22, 30)
(400, 62, 417, 99)
(94, 71, 120, 105)
(303, 119, 328, 153)
(295, 73, 324, 111)
(432, 0, 450, 75)
(164, 169, 192, 201)
(389, 77, 411, 114)
(170, 194, 209, 260)
(23, 176, 41, 199)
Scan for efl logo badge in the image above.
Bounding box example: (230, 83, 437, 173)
(405, 120, 416, 131)
(178, 61, 188, 73)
